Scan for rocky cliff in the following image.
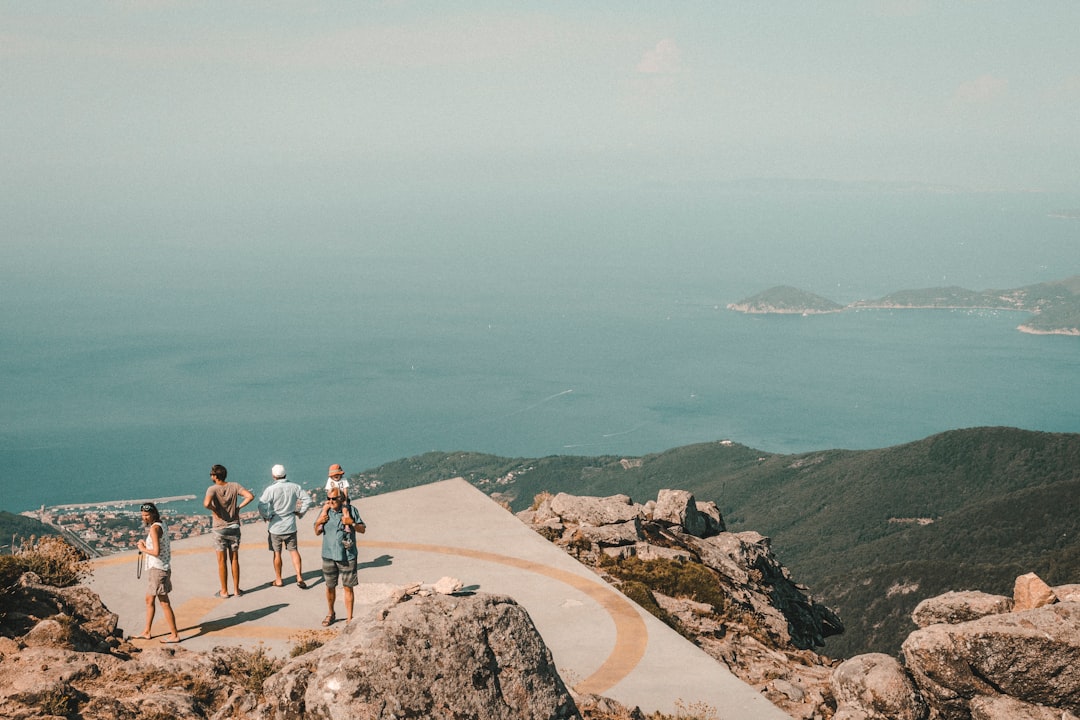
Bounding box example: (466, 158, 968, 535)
(518, 490, 1080, 720)
(517, 489, 844, 719)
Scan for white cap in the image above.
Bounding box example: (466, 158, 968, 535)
(271, 464, 286, 479)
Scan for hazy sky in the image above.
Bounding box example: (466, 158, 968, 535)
(3, 0, 1079, 221)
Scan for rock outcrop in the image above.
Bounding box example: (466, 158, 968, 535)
(519, 489, 843, 720)
(256, 593, 580, 720)
(833, 574, 1080, 720)
(1, 570, 580, 720)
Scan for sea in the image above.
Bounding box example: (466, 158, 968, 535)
(3, 185, 1079, 514)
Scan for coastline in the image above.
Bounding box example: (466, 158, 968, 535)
(1018, 325, 1080, 336)
(732, 303, 1079, 336)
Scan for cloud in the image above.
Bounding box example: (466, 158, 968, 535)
(636, 38, 681, 74)
(955, 74, 1008, 104)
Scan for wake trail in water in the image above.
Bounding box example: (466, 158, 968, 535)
(502, 389, 574, 418)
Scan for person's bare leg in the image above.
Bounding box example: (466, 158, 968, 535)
(290, 549, 304, 585)
(135, 593, 156, 638)
(272, 551, 284, 585)
(216, 549, 229, 596)
(158, 595, 180, 642)
(231, 548, 242, 595)
(325, 585, 337, 623)
(343, 586, 354, 622)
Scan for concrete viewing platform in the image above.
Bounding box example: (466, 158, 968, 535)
(89, 478, 788, 719)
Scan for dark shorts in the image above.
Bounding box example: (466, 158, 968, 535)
(321, 557, 358, 588)
(147, 567, 172, 597)
(213, 525, 241, 552)
(268, 531, 298, 553)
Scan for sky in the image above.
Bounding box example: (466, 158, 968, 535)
(2, 0, 1079, 222)
(1, 1, 1079, 307)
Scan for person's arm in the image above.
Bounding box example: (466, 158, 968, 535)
(296, 488, 315, 517)
(238, 486, 254, 509)
(313, 501, 333, 536)
(137, 524, 163, 557)
(257, 489, 273, 521)
(351, 506, 366, 534)
(203, 486, 216, 511)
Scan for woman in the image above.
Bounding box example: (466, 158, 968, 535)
(134, 502, 180, 643)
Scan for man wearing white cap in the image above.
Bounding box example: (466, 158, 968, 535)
(257, 464, 314, 588)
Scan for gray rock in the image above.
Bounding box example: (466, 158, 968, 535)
(902, 602, 1080, 718)
(22, 614, 109, 653)
(695, 500, 726, 536)
(1056, 584, 1080, 603)
(576, 518, 641, 547)
(911, 591, 1013, 628)
(969, 694, 1080, 720)
(548, 492, 642, 526)
(653, 489, 707, 537)
(694, 531, 768, 586)
(260, 593, 581, 720)
(831, 652, 926, 720)
(633, 542, 694, 563)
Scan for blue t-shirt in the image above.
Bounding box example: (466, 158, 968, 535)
(320, 505, 361, 562)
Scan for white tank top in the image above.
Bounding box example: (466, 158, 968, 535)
(145, 521, 171, 571)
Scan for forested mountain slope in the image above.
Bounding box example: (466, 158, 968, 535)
(356, 427, 1080, 657)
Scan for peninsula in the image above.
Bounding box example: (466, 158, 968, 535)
(728, 276, 1080, 335)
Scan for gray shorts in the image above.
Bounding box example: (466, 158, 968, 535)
(322, 557, 358, 588)
(212, 526, 241, 553)
(268, 531, 298, 553)
(148, 567, 172, 597)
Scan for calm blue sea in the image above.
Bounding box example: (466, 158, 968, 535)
(3, 187, 1078, 513)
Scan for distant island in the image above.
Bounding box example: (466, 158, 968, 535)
(728, 276, 1080, 336)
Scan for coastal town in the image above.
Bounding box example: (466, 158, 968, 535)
(21, 476, 389, 557)
(22, 502, 253, 557)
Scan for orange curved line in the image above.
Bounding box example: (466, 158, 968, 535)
(94, 538, 648, 694)
(360, 540, 648, 695)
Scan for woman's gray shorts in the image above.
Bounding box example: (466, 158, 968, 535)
(147, 567, 172, 597)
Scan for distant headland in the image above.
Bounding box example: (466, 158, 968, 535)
(728, 276, 1080, 336)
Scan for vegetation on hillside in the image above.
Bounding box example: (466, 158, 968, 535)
(727, 285, 844, 313)
(354, 426, 1080, 658)
(729, 275, 1080, 334)
(0, 511, 59, 554)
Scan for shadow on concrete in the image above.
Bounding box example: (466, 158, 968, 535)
(359, 554, 393, 570)
(181, 603, 290, 639)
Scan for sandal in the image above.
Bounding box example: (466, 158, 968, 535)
(297, 580, 308, 589)
(322, 613, 335, 627)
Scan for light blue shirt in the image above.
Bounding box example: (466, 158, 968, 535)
(258, 479, 313, 535)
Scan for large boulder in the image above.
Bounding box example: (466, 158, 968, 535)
(1013, 572, 1056, 611)
(546, 493, 642, 526)
(259, 593, 580, 720)
(912, 591, 1013, 628)
(902, 602, 1080, 719)
(652, 489, 707, 537)
(830, 652, 927, 720)
(968, 694, 1080, 720)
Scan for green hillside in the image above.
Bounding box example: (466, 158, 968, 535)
(727, 285, 845, 313)
(0, 511, 59, 554)
(355, 427, 1080, 658)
